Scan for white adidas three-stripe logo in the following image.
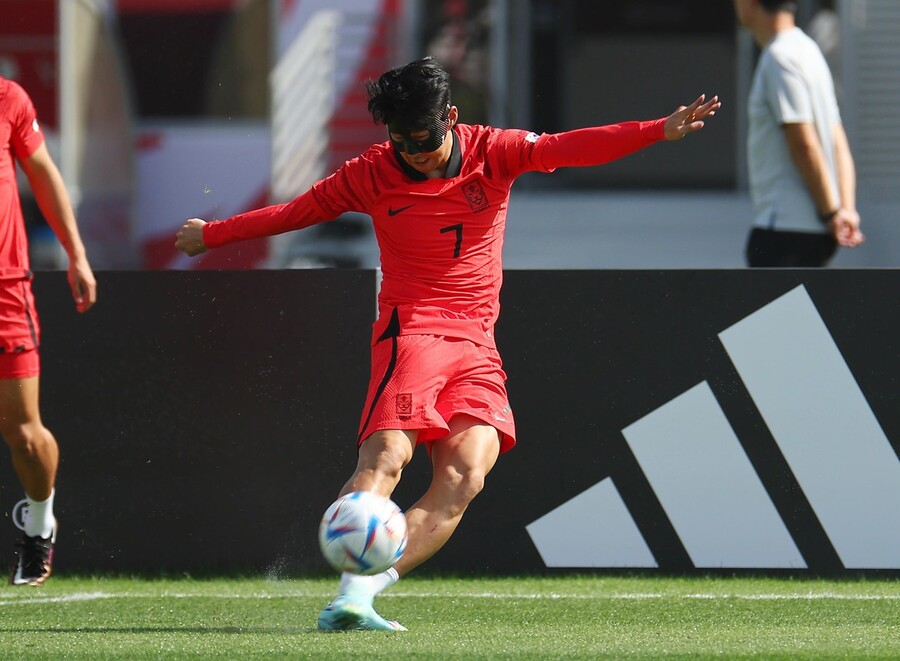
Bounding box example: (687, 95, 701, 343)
(527, 285, 900, 570)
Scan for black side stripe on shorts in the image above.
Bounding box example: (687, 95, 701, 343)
(357, 308, 401, 445)
(20, 273, 38, 349)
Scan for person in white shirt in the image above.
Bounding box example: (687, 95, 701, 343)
(734, 0, 864, 266)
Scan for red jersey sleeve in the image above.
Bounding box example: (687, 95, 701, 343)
(203, 188, 327, 248)
(203, 152, 380, 249)
(532, 118, 667, 170)
(310, 150, 381, 216)
(480, 128, 554, 180)
(7, 81, 44, 160)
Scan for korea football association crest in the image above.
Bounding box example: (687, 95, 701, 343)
(396, 393, 413, 418)
(462, 180, 489, 213)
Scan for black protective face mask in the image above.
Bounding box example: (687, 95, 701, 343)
(387, 108, 450, 154)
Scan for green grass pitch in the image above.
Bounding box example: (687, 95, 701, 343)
(1, 574, 898, 659)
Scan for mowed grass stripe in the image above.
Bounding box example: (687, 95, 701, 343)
(1, 576, 897, 659)
(3, 589, 900, 606)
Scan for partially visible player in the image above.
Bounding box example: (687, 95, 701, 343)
(1, 76, 97, 585)
(734, 0, 863, 265)
(175, 57, 719, 629)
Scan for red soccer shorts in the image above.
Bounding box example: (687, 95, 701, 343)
(357, 333, 516, 454)
(0, 349, 40, 379)
(0, 278, 40, 378)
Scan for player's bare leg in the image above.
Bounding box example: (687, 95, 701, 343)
(0, 378, 57, 500)
(339, 428, 417, 498)
(318, 429, 417, 631)
(319, 418, 500, 630)
(0, 377, 59, 585)
(393, 415, 500, 576)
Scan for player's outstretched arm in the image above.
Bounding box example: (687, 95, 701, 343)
(664, 94, 721, 141)
(175, 218, 208, 256)
(174, 188, 335, 254)
(536, 94, 722, 171)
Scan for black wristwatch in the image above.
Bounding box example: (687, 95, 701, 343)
(819, 209, 839, 224)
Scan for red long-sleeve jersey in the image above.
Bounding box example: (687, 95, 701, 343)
(0, 78, 45, 354)
(204, 120, 666, 347)
(0, 78, 43, 278)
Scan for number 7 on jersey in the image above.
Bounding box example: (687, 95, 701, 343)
(440, 223, 463, 258)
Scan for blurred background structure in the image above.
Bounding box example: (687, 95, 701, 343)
(0, 0, 897, 270)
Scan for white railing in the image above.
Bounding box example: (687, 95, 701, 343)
(269, 9, 342, 267)
(270, 10, 342, 204)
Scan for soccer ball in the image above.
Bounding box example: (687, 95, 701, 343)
(318, 491, 408, 575)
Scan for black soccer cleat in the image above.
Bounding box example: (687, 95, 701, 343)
(9, 499, 56, 586)
(10, 532, 55, 586)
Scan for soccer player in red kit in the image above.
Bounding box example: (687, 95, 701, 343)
(176, 57, 719, 630)
(0, 76, 97, 585)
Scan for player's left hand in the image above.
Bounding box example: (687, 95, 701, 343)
(68, 257, 97, 313)
(830, 208, 865, 248)
(664, 94, 721, 141)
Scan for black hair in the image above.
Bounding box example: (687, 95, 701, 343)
(758, 0, 798, 13)
(366, 56, 451, 127)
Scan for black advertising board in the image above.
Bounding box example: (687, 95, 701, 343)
(0, 270, 895, 576)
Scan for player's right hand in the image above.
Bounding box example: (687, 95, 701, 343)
(175, 218, 208, 256)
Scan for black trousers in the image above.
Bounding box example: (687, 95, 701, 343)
(745, 228, 838, 267)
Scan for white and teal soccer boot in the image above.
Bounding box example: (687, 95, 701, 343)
(317, 595, 406, 632)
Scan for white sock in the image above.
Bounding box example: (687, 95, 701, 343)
(25, 489, 55, 539)
(340, 567, 400, 601)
